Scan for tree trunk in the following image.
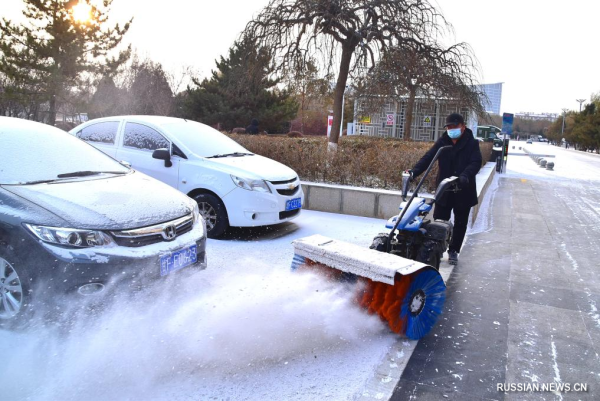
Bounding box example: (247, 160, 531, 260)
(329, 44, 354, 150)
(404, 87, 416, 141)
(48, 95, 56, 126)
(301, 91, 305, 133)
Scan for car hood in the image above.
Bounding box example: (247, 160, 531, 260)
(206, 154, 297, 181)
(3, 172, 192, 230)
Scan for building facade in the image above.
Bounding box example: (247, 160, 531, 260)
(353, 97, 477, 142)
(479, 82, 503, 115)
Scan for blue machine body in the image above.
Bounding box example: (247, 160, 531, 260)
(385, 197, 432, 232)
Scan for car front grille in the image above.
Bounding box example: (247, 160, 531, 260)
(269, 177, 301, 197)
(269, 178, 296, 185)
(276, 186, 300, 196)
(111, 214, 194, 247)
(279, 209, 300, 220)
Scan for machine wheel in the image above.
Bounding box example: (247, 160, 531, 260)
(193, 193, 228, 238)
(369, 233, 389, 252)
(400, 269, 446, 340)
(417, 240, 441, 270)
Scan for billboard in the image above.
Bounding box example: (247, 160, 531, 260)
(502, 113, 514, 135)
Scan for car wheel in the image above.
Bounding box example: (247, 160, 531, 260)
(193, 193, 228, 238)
(0, 254, 30, 323)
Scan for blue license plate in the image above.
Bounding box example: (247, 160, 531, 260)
(285, 198, 302, 211)
(160, 245, 197, 276)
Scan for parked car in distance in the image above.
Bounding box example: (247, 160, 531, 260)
(0, 117, 207, 323)
(70, 116, 304, 238)
(526, 139, 533, 144)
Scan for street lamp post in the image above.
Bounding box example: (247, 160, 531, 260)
(561, 108, 568, 135)
(576, 99, 586, 112)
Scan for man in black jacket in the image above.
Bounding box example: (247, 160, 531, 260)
(408, 113, 482, 265)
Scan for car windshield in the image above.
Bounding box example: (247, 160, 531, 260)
(0, 118, 129, 185)
(160, 120, 251, 158)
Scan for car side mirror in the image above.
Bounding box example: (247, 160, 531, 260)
(152, 148, 172, 168)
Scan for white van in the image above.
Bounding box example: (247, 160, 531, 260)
(70, 116, 303, 237)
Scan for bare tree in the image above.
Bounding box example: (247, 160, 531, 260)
(243, 0, 452, 150)
(288, 60, 333, 133)
(357, 41, 485, 139)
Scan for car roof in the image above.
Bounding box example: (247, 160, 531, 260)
(0, 116, 67, 136)
(72, 115, 209, 132)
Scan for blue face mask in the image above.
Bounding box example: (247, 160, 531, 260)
(448, 128, 462, 139)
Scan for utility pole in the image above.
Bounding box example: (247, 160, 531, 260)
(576, 99, 586, 112)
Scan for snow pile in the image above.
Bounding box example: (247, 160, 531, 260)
(0, 258, 387, 401)
(467, 173, 500, 235)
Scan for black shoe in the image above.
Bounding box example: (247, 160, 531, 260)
(448, 251, 458, 265)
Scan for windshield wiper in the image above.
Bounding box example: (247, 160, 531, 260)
(20, 179, 61, 185)
(206, 152, 254, 159)
(56, 171, 128, 178)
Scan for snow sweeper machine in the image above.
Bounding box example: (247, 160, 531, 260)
(292, 146, 459, 340)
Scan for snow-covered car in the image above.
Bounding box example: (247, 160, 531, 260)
(70, 116, 304, 238)
(0, 117, 207, 322)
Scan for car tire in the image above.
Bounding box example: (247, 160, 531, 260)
(0, 250, 32, 327)
(193, 193, 228, 238)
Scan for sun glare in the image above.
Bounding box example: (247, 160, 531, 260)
(72, 2, 92, 24)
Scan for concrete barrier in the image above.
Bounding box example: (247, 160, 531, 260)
(301, 161, 496, 226)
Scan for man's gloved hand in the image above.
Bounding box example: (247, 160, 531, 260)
(404, 169, 414, 181)
(459, 175, 469, 189)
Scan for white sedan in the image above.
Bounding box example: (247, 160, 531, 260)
(70, 116, 303, 237)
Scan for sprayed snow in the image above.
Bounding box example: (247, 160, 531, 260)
(0, 262, 392, 400)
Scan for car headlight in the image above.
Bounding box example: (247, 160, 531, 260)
(24, 224, 115, 248)
(230, 175, 271, 193)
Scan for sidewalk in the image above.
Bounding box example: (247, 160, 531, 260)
(390, 175, 600, 400)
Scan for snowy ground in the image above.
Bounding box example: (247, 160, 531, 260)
(0, 209, 422, 401)
(506, 141, 600, 181)
(3, 141, 598, 401)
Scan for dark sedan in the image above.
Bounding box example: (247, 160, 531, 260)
(0, 117, 207, 323)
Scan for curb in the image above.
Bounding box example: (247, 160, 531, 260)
(301, 161, 497, 226)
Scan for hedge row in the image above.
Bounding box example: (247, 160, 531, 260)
(228, 134, 493, 193)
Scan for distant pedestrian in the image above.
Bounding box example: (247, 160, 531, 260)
(246, 118, 259, 135)
(406, 113, 482, 265)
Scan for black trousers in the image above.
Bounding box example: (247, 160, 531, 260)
(433, 197, 471, 254)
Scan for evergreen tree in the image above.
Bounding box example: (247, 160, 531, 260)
(128, 59, 173, 116)
(88, 75, 121, 118)
(0, 0, 131, 125)
(181, 39, 297, 133)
